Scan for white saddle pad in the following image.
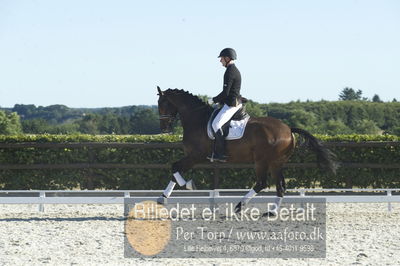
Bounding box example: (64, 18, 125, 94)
(207, 116, 250, 140)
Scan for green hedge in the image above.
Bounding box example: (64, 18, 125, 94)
(0, 134, 399, 190)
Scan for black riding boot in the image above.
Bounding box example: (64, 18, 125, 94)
(208, 130, 227, 163)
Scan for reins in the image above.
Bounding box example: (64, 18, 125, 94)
(158, 103, 210, 122)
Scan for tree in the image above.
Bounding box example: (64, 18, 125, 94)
(245, 100, 265, 117)
(12, 104, 36, 119)
(339, 87, 363, 101)
(77, 114, 100, 134)
(0, 111, 23, 134)
(323, 119, 351, 135)
(287, 109, 317, 130)
(129, 108, 160, 134)
(346, 104, 367, 128)
(391, 126, 400, 136)
(22, 119, 49, 133)
(372, 94, 383, 103)
(354, 119, 381, 135)
(98, 113, 122, 134)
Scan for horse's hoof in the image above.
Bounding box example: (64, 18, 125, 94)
(234, 202, 243, 213)
(185, 180, 196, 190)
(156, 195, 167, 205)
(263, 211, 277, 217)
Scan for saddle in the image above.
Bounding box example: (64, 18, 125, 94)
(207, 104, 250, 140)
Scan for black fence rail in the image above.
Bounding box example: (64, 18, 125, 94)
(0, 141, 399, 189)
(0, 141, 399, 169)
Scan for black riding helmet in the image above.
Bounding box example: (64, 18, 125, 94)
(218, 48, 237, 60)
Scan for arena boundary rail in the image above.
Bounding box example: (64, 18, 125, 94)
(0, 188, 399, 213)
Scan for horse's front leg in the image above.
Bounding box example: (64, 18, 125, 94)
(158, 156, 198, 204)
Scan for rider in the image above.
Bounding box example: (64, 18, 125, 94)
(208, 48, 242, 163)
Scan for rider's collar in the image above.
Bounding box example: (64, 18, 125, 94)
(225, 62, 235, 68)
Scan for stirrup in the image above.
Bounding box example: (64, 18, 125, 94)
(207, 153, 227, 163)
(213, 155, 227, 163)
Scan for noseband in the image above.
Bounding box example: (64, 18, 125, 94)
(159, 114, 176, 123)
(158, 94, 210, 131)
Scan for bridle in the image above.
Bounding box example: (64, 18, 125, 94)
(159, 114, 176, 123)
(158, 96, 210, 132)
(159, 103, 209, 122)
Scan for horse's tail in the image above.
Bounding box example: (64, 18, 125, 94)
(291, 127, 339, 175)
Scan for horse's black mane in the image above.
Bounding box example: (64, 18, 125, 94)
(165, 88, 209, 109)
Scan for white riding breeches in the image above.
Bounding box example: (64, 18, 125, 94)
(212, 103, 243, 133)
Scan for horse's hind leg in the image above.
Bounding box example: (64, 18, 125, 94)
(273, 167, 285, 197)
(281, 173, 287, 193)
(264, 167, 285, 216)
(234, 161, 268, 213)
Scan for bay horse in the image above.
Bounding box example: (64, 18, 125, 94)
(156, 87, 338, 215)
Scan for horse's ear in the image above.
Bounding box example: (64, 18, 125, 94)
(157, 86, 164, 96)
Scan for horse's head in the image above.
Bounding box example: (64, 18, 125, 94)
(157, 86, 178, 134)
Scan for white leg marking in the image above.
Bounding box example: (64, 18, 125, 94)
(173, 172, 186, 187)
(242, 189, 257, 204)
(163, 181, 176, 198)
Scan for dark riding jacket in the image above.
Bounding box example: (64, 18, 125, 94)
(213, 63, 241, 107)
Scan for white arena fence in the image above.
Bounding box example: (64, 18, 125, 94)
(0, 188, 399, 213)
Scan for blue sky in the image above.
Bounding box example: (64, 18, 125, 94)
(0, 0, 399, 107)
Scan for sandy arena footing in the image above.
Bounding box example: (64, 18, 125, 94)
(0, 203, 399, 265)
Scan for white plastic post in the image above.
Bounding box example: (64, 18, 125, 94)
(210, 190, 220, 213)
(124, 192, 130, 216)
(387, 190, 393, 213)
(38, 191, 45, 212)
